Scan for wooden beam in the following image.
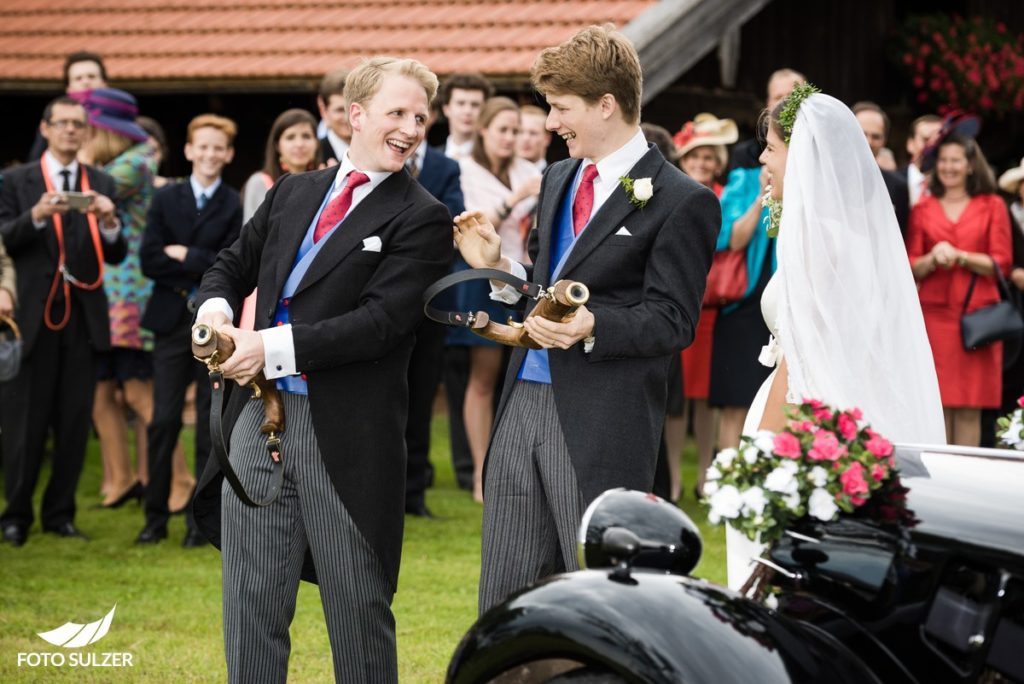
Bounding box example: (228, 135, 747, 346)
(623, 0, 772, 104)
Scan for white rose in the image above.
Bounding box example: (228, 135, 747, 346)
(706, 465, 722, 482)
(779, 459, 799, 474)
(808, 487, 839, 522)
(743, 446, 760, 464)
(783, 490, 801, 512)
(703, 481, 720, 496)
(708, 484, 743, 520)
(764, 593, 779, 610)
(633, 177, 653, 201)
(763, 466, 797, 494)
(809, 466, 829, 488)
(740, 486, 768, 516)
(714, 448, 738, 467)
(753, 430, 776, 454)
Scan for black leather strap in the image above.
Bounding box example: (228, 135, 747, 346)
(209, 370, 284, 507)
(423, 268, 543, 326)
(962, 256, 1012, 314)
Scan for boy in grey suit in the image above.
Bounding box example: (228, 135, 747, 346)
(454, 25, 721, 613)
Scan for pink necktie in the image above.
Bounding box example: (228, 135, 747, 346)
(572, 164, 599, 237)
(313, 171, 370, 243)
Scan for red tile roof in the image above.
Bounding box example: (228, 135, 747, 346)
(0, 0, 657, 89)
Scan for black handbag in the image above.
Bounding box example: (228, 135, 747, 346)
(960, 257, 1024, 350)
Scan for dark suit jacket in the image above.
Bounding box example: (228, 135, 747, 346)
(494, 145, 720, 503)
(193, 166, 452, 589)
(881, 168, 910, 237)
(727, 137, 763, 174)
(418, 146, 465, 217)
(0, 160, 127, 355)
(139, 180, 242, 334)
(319, 137, 343, 166)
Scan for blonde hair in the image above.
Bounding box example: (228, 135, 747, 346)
(89, 126, 134, 166)
(187, 114, 237, 145)
(344, 56, 439, 107)
(531, 24, 642, 125)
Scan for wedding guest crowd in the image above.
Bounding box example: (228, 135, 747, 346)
(2, 43, 1024, 556)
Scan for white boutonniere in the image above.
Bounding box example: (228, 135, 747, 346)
(619, 176, 653, 209)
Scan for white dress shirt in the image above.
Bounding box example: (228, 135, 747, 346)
(36, 150, 120, 241)
(198, 154, 390, 379)
(325, 129, 349, 161)
(444, 137, 473, 160)
(908, 163, 927, 207)
(189, 174, 222, 205)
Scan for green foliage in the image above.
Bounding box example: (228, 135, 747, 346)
(778, 82, 820, 144)
(0, 420, 726, 681)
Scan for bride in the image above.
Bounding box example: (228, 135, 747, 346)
(726, 86, 947, 589)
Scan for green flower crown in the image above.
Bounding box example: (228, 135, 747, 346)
(777, 82, 820, 144)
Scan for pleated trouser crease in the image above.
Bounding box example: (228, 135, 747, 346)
(478, 381, 585, 614)
(221, 393, 397, 684)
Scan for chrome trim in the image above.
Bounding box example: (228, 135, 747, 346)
(785, 530, 821, 544)
(895, 442, 1024, 462)
(750, 556, 802, 580)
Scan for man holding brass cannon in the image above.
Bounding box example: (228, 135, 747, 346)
(191, 57, 451, 682)
(453, 25, 721, 613)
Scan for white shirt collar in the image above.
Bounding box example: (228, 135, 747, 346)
(445, 137, 472, 160)
(584, 128, 649, 189)
(335, 152, 390, 194)
(42, 150, 79, 190)
(326, 129, 349, 160)
(190, 174, 221, 201)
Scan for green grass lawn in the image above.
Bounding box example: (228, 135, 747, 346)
(0, 418, 725, 682)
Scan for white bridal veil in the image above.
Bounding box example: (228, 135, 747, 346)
(775, 94, 946, 444)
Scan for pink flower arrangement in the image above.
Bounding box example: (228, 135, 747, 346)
(704, 399, 899, 543)
(899, 14, 1024, 116)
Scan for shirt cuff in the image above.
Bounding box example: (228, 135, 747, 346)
(489, 260, 528, 305)
(260, 324, 296, 379)
(583, 336, 595, 354)
(196, 297, 234, 323)
(99, 218, 121, 243)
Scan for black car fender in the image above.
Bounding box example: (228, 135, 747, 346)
(447, 570, 883, 684)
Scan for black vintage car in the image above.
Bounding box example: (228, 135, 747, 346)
(447, 444, 1024, 683)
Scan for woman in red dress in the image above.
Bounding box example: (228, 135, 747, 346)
(907, 133, 1012, 446)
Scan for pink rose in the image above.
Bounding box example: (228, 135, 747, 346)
(804, 398, 824, 409)
(870, 463, 888, 482)
(865, 432, 894, 459)
(773, 432, 803, 459)
(789, 419, 815, 433)
(840, 462, 869, 499)
(814, 407, 833, 422)
(837, 414, 858, 441)
(850, 496, 867, 506)
(1017, 395, 1024, 408)
(848, 407, 863, 420)
(808, 430, 847, 461)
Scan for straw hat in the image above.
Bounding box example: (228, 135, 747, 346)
(999, 157, 1024, 195)
(673, 113, 738, 169)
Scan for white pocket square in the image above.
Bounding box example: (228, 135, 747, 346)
(362, 236, 383, 252)
(615, 226, 632, 236)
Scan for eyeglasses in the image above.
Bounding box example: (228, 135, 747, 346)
(47, 119, 86, 130)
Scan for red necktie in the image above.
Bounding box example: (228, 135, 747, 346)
(313, 171, 370, 243)
(572, 164, 599, 237)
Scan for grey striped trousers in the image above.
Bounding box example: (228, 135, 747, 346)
(478, 381, 585, 615)
(221, 393, 397, 684)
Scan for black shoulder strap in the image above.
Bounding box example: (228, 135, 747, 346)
(423, 268, 543, 327)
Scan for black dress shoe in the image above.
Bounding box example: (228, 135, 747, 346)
(181, 528, 206, 548)
(2, 524, 27, 547)
(404, 501, 434, 519)
(43, 522, 89, 540)
(102, 481, 143, 509)
(134, 523, 167, 545)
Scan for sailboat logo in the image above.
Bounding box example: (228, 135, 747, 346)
(36, 605, 117, 648)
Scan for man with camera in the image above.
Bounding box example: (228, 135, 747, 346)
(0, 95, 125, 546)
